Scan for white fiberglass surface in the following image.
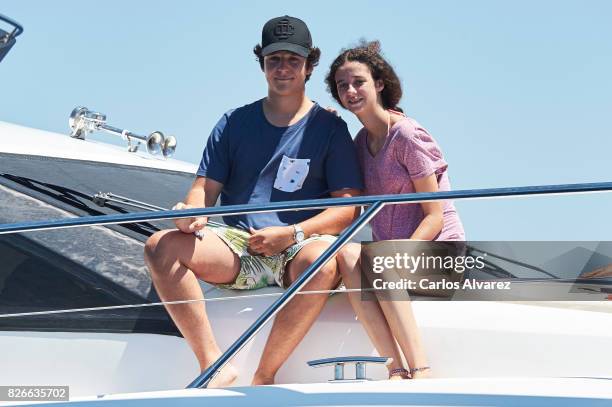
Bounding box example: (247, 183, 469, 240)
(1, 299, 611, 399)
(0, 121, 197, 173)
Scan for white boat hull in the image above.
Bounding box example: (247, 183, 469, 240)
(1, 294, 611, 402)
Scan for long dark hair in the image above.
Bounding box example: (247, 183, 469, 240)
(326, 40, 403, 111)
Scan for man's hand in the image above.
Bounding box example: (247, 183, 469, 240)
(172, 202, 208, 234)
(580, 263, 612, 279)
(248, 226, 295, 257)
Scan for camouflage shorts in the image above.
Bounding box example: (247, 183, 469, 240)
(206, 223, 336, 290)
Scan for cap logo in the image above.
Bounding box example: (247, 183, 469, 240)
(273, 19, 294, 40)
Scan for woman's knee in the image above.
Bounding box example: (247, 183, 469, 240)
(336, 243, 361, 277)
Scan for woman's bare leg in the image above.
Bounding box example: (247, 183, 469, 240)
(376, 298, 431, 378)
(336, 244, 406, 378)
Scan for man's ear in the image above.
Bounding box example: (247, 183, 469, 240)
(375, 79, 385, 93)
(305, 63, 314, 77)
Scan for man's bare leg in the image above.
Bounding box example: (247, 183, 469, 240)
(251, 241, 340, 385)
(144, 229, 240, 387)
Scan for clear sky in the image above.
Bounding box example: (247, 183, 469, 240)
(1, 0, 611, 240)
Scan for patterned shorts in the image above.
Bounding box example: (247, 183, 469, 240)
(206, 223, 336, 290)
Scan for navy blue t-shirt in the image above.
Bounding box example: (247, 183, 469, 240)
(197, 99, 363, 230)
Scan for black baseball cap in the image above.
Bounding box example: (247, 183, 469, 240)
(261, 16, 312, 58)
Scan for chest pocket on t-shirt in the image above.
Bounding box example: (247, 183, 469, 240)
(273, 155, 310, 193)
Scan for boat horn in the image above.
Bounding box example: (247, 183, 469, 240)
(68, 106, 177, 158)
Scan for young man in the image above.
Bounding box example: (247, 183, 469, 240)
(144, 15, 363, 387)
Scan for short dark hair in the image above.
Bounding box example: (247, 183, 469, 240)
(253, 44, 321, 82)
(325, 40, 402, 111)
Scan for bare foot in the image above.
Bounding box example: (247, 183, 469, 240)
(251, 371, 275, 386)
(206, 363, 238, 388)
(411, 369, 432, 379)
(389, 375, 405, 381)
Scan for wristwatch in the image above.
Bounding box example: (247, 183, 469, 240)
(293, 224, 305, 243)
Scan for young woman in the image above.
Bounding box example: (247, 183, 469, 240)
(326, 41, 465, 379)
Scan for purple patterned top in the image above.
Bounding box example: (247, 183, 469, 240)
(355, 116, 465, 241)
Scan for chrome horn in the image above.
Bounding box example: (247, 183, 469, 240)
(68, 106, 177, 158)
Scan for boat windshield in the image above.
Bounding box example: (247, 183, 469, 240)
(0, 152, 195, 241)
(0, 153, 196, 336)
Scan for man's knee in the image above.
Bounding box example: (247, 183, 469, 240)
(302, 257, 339, 289)
(285, 247, 337, 285)
(144, 230, 175, 272)
(316, 260, 340, 286)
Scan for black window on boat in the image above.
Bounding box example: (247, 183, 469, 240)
(0, 153, 198, 336)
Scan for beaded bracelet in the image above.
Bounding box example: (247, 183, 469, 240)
(388, 368, 410, 378)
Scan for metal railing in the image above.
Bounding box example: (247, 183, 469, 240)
(2, 181, 612, 388)
(2, 182, 611, 235)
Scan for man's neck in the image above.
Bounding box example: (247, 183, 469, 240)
(263, 91, 314, 127)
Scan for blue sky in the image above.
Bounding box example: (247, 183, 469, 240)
(1, 0, 611, 240)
